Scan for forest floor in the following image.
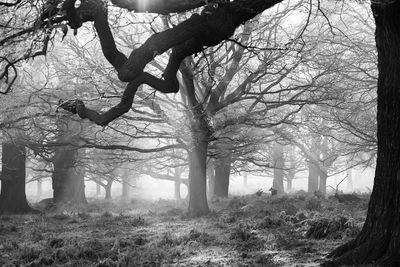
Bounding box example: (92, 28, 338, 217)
(0, 192, 370, 267)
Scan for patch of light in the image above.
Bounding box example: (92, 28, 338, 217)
(138, 0, 149, 11)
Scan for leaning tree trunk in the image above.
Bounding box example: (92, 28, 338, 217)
(326, 2, 400, 266)
(52, 148, 86, 203)
(188, 129, 210, 217)
(272, 143, 284, 194)
(213, 154, 231, 198)
(0, 142, 34, 214)
(307, 162, 319, 193)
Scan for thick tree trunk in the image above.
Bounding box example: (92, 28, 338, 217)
(207, 165, 215, 198)
(188, 137, 209, 217)
(326, 2, 400, 265)
(0, 142, 34, 214)
(272, 143, 284, 194)
(307, 162, 319, 193)
(213, 154, 231, 198)
(52, 148, 86, 203)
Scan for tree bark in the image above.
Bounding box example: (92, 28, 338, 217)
(319, 172, 327, 195)
(0, 142, 34, 214)
(174, 177, 181, 200)
(307, 162, 319, 193)
(37, 179, 42, 199)
(188, 108, 210, 216)
(272, 143, 284, 194)
(287, 178, 293, 192)
(121, 178, 129, 202)
(214, 154, 231, 198)
(105, 181, 112, 200)
(52, 148, 86, 203)
(346, 168, 353, 191)
(96, 182, 101, 196)
(326, 2, 400, 265)
(207, 164, 215, 198)
(174, 168, 182, 200)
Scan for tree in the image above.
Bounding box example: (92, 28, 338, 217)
(325, 2, 400, 265)
(271, 142, 284, 194)
(52, 118, 87, 203)
(2, 0, 400, 263)
(0, 140, 34, 214)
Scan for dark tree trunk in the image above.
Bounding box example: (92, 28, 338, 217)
(326, 2, 400, 265)
(207, 164, 215, 198)
(188, 133, 209, 217)
(105, 181, 112, 200)
(307, 162, 319, 193)
(214, 154, 231, 198)
(272, 143, 284, 194)
(0, 142, 34, 214)
(52, 148, 86, 204)
(319, 172, 327, 195)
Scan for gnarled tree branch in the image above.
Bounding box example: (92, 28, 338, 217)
(59, 0, 283, 125)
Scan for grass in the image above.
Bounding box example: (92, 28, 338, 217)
(0, 193, 369, 266)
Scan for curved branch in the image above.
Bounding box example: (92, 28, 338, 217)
(110, 0, 207, 14)
(59, 0, 283, 124)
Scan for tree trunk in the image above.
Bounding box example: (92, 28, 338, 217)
(121, 176, 131, 202)
(243, 173, 248, 187)
(52, 148, 86, 204)
(213, 154, 231, 198)
(326, 3, 400, 265)
(319, 172, 327, 195)
(346, 168, 353, 191)
(105, 181, 112, 200)
(308, 162, 319, 193)
(207, 164, 215, 198)
(96, 182, 101, 196)
(272, 143, 284, 194)
(188, 137, 209, 217)
(37, 179, 42, 200)
(174, 170, 181, 200)
(287, 175, 293, 192)
(0, 142, 34, 214)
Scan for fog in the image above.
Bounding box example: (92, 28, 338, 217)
(22, 166, 374, 202)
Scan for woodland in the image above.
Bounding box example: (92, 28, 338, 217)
(0, 0, 399, 266)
